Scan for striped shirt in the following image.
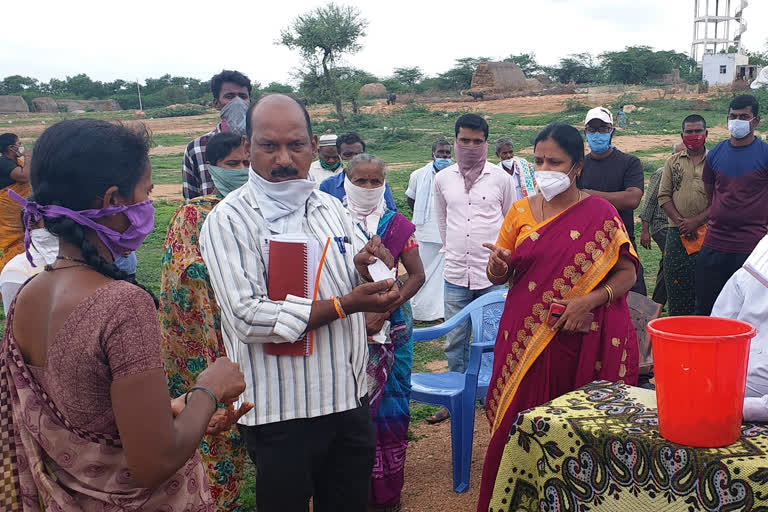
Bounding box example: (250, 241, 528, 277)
(199, 179, 368, 426)
(182, 124, 221, 200)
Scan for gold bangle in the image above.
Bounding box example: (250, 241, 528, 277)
(487, 263, 508, 280)
(332, 297, 347, 319)
(602, 284, 614, 304)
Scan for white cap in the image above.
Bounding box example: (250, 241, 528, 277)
(318, 134, 338, 147)
(584, 107, 613, 126)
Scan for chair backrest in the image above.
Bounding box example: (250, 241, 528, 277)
(626, 291, 662, 375)
(464, 290, 507, 385)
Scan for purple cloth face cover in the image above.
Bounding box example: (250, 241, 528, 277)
(9, 189, 155, 265)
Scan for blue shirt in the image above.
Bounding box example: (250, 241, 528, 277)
(114, 252, 138, 274)
(319, 171, 398, 211)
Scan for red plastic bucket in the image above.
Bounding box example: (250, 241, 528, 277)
(647, 316, 755, 447)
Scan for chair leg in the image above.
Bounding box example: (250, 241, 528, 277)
(448, 399, 472, 493)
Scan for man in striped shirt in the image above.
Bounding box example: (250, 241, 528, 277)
(182, 70, 252, 200)
(200, 94, 400, 512)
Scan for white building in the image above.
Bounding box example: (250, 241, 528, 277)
(702, 52, 760, 86)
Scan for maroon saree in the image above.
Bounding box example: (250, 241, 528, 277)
(477, 196, 640, 511)
(0, 302, 213, 511)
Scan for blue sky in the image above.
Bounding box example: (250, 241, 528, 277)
(2, 0, 766, 85)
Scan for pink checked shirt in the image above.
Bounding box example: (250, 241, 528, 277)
(434, 162, 515, 290)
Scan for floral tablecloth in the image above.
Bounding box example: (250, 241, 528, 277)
(489, 380, 768, 512)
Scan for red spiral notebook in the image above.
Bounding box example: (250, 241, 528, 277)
(263, 234, 323, 357)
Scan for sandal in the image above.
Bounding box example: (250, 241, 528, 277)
(426, 407, 450, 424)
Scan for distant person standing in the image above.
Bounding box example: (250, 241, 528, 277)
(638, 166, 669, 307)
(182, 70, 252, 200)
(495, 136, 536, 200)
(319, 132, 398, 210)
(0, 133, 30, 273)
(617, 105, 628, 129)
(308, 132, 341, 185)
(405, 138, 452, 321)
(658, 115, 710, 316)
(695, 94, 768, 315)
(430, 114, 515, 424)
(578, 107, 647, 295)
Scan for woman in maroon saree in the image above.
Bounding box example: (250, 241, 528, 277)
(478, 124, 640, 511)
(0, 119, 248, 511)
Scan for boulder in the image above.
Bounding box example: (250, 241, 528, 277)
(0, 96, 29, 113)
(55, 99, 121, 112)
(534, 74, 553, 85)
(359, 83, 388, 98)
(134, 110, 146, 119)
(622, 104, 638, 114)
(31, 97, 58, 113)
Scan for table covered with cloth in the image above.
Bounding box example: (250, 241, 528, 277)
(488, 380, 768, 512)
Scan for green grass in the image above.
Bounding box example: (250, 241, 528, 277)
(0, 95, 685, 510)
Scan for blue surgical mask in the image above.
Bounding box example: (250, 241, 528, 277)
(433, 158, 452, 171)
(586, 131, 613, 154)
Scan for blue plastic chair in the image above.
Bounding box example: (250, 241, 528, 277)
(410, 289, 507, 493)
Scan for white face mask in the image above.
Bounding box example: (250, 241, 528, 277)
(535, 164, 577, 202)
(344, 177, 385, 219)
(15, 145, 24, 156)
(501, 158, 516, 170)
(728, 119, 753, 140)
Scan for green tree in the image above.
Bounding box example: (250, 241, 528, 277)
(280, 3, 368, 122)
(65, 74, 105, 98)
(600, 46, 696, 84)
(391, 66, 424, 90)
(437, 57, 491, 91)
(262, 81, 295, 94)
(504, 53, 539, 76)
(554, 53, 600, 84)
(0, 75, 39, 95)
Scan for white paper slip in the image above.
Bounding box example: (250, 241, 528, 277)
(368, 258, 396, 282)
(371, 320, 391, 344)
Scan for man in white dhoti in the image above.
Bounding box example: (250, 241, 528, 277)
(405, 139, 452, 321)
(712, 233, 768, 422)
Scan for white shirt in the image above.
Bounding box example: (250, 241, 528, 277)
(308, 160, 341, 187)
(405, 162, 442, 244)
(0, 229, 58, 312)
(200, 181, 368, 426)
(712, 267, 768, 422)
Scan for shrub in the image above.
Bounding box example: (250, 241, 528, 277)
(150, 105, 208, 118)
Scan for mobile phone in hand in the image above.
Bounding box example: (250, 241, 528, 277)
(547, 303, 593, 333)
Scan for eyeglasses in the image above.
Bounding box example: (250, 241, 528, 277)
(727, 113, 755, 121)
(585, 125, 613, 134)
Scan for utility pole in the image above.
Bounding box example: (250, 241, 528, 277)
(136, 79, 143, 111)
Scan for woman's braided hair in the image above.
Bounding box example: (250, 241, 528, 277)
(30, 119, 158, 307)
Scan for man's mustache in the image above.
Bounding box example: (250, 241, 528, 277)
(270, 166, 299, 178)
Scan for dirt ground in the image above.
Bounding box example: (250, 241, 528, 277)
(401, 409, 489, 511)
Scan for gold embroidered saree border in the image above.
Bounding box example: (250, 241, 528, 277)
(489, 217, 632, 434)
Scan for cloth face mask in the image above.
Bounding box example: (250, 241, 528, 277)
(586, 132, 613, 154)
(209, 165, 249, 196)
(344, 177, 386, 218)
(682, 134, 707, 151)
(320, 159, 341, 171)
(454, 142, 487, 191)
(10, 189, 155, 263)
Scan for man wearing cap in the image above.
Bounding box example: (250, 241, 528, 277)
(309, 132, 341, 185)
(577, 106, 647, 295)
